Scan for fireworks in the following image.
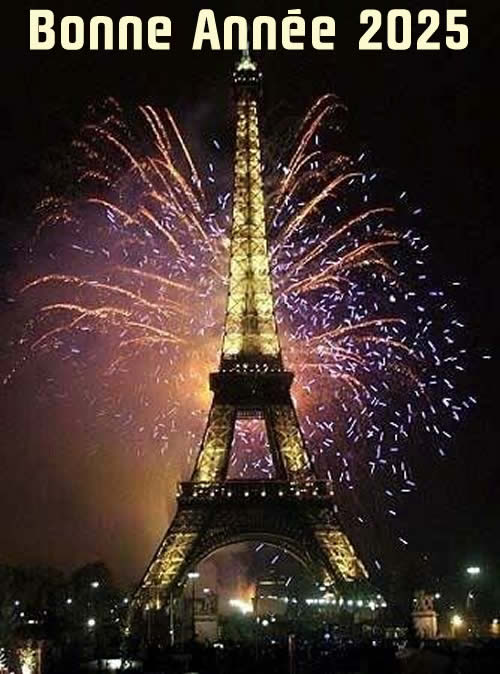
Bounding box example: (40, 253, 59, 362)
(4, 91, 472, 558)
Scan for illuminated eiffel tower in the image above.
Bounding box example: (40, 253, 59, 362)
(132, 52, 368, 622)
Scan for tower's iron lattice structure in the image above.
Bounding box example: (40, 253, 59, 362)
(132, 52, 368, 619)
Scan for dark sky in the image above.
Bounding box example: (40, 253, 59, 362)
(0, 0, 498, 590)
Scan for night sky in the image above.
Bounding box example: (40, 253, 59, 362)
(0, 0, 498, 593)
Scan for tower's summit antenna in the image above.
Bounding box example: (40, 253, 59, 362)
(233, 42, 261, 89)
(236, 44, 257, 72)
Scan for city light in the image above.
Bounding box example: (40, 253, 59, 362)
(87, 618, 96, 628)
(466, 566, 481, 576)
(187, 572, 200, 580)
(304, 596, 385, 609)
(91, 581, 100, 588)
(451, 613, 465, 637)
(102, 660, 123, 670)
(229, 598, 253, 615)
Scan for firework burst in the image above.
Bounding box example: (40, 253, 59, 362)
(4, 92, 472, 563)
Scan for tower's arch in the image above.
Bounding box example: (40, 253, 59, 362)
(186, 534, 318, 584)
(132, 481, 368, 615)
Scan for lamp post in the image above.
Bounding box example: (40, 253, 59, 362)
(187, 572, 200, 642)
(465, 566, 481, 636)
(169, 590, 175, 647)
(465, 567, 480, 610)
(87, 618, 97, 660)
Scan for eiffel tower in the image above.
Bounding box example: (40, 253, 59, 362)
(132, 52, 368, 623)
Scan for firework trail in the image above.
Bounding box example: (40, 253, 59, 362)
(3, 94, 474, 567)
